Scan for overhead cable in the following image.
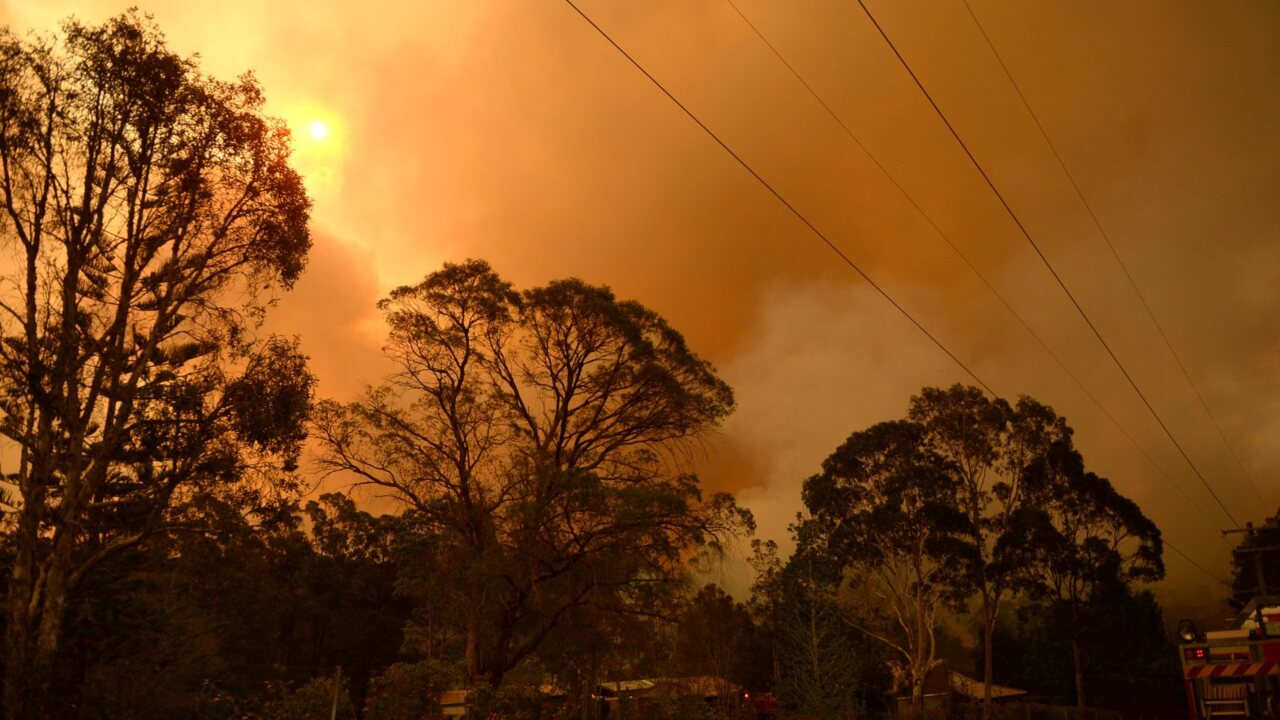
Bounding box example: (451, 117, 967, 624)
(960, 0, 1269, 508)
(855, 0, 1242, 528)
(562, 0, 995, 397)
(723, 0, 1230, 545)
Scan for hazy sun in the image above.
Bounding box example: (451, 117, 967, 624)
(282, 106, 345, 202)
(308, 120, 330, 141)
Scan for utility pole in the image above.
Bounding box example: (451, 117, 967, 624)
(1224, 520, 1280, 633)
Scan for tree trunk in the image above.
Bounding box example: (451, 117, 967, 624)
(483, 617, 515, 689)
(464, 607, 481, 684)
(33, 530, 74, 672)
(808, 598, 821, 691)
(982, 612, 995, 719)
(1071, 636, 1087, 710)
(3, 530, 35, 720)
(4, 430, 53, 720)
(485, 663, 506, 689)
(3, 528, 76, 720)
(912, 675, 925, 720)
(915, 581, 927, 720)
(3, 473, 59, 720)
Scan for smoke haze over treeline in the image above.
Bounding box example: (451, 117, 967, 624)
(8, 0, 1278, 613)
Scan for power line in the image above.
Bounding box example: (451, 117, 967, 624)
(721, 0, 1230, 546)
(1166, 539, 1232, 589)
(854, 0, 1242, 529)
(564, 0, 1231, 569)
(959, 0, 1269, 510)
(560, 0, 995, 398)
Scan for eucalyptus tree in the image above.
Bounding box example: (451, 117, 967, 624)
(0, 13, 312, 717)
(313, 259, 749, 687)
(802, 420, 974, 715)
(1003, 442, 1164, 708)
(907, 385, 1071, 714)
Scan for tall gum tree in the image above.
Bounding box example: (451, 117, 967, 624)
(1003, 441, 1164, 708)
(802, 420, 974, 716)
(0, 13, 312, 718)
(907, 385, 1070, 716)
(313, 259, 750, 687)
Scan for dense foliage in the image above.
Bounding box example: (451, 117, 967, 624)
(0, 11, 311, 718)
(980, 591, 1181, 716)
(312, 259, 751, 688)
(800, 385, 1167, 715)
(802, 419, 974, 713)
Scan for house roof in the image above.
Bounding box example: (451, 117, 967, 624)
(599, 676, 742, 698)
(949, 671, 1027, 701)
(599, 679, 658, 694)
(437, 684, 567, 707)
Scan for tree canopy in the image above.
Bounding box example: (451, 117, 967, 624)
(801, 387, 1166, 715)
(1002, 439, 1164, 707)
(0, 11, 313, 718)
(907, 385, 1072, 713)
(802, 419, 974, 713)
(313, 259, 750, 687)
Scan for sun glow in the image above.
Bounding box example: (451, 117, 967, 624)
(279, 105, 346, 202)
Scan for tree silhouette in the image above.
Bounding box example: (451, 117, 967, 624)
(313, 259, 749, 687)
(907, 385, 1071, 715)
(751, 532, 865, 719)
(1003, 441, 1164, 708)
(802, 420, 974, 715)
(0, 12, 312, 717)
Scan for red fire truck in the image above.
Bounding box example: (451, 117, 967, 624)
(1179, 602, 1280, 719)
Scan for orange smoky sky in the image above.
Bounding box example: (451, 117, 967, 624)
(7, 0, 1279, 610)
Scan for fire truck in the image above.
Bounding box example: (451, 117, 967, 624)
(1179, 601, 1280, 719)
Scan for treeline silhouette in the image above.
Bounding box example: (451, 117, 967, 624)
(0, 11, 1187, 720)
